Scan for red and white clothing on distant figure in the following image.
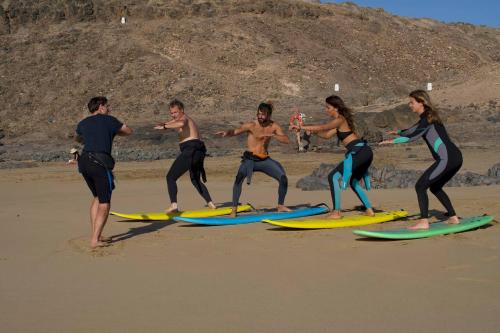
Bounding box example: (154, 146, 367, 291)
(289, 113, 305, 128)
(289, 112, 307, 152)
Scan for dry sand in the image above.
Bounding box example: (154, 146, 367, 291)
(1, 152, 500, 333)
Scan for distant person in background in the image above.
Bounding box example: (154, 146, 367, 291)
(216, 102, 292, 217)
(153, 99, 216, 213)
(119, 5, 129, 24)
(289, 107, 309, 152)
(380, 90, 463, 230)
(76, 96, 133, 248)
(67, 147, 80, 165)
(291, 95, 374, 219)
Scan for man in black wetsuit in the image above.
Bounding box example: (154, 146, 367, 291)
(154, 99, 216, 213)
(76, 96, 133, 248)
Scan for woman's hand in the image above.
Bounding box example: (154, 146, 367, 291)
(378, 139, 394, 145)
(386, 129, 398, 135)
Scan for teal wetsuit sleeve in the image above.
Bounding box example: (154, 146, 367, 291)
(394, 136, 410, 144)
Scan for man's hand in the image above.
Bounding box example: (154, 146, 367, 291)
(215, 130, 228, 137)
(153, 123, 165, 130)
(386, 130, 398, 135)
(379, 139, 394, 145)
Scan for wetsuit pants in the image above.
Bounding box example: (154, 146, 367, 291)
(415, 148, 463, 218)
(232, 157, 288, 206)
(328, 141, 373, 211)
(167, 140, 212, 203)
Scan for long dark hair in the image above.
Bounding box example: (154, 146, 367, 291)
(325, 95, 356, 134)
(409, 90, 442, 124)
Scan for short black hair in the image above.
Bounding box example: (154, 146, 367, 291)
(87, 96, 108, 113)
(258, 102, 273, 115)
(169, 99, 184, 110)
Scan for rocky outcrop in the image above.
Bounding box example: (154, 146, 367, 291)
(297, 163, 500, 190)
(2, 0, 95, 33)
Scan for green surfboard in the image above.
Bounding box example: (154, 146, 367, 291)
(353, 215, 494, 239)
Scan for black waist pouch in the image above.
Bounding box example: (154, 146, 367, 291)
(84, 152, 115, 170)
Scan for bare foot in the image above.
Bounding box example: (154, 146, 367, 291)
(325, 211, 342, 219)
(165, 204, 179, 214)
(99, 236, 112, 243)
(207, 201, 216, 209)
(90, 241, 110, 249)
(407, 219, 430, 230)
(364, 208, 375, 217)
(445, 215, 460, 225)
(230, 207, 237, 218)
(277, 205, 293, 212)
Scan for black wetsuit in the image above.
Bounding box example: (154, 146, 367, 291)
(395, 111, 463, 218)
(328, 136, 373, 211)
(167, 139, 212, 203)
(76, 114, 123, 203)
(232, 152, 288, 206)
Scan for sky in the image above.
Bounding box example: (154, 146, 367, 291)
(322, 1, 500, 28)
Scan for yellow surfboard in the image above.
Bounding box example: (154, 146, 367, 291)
(111, 204, 252, 221)
(263, 210, 408, 229)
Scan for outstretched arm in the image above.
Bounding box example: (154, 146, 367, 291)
(154, 118, 186, 130)
(117, 124, 133, 136)
(271, 124, 290, 144)
(215, 122, 251, 137)
(397, 123, 420, 136)
(315, 128, 337, 139)
(300, 117, 342, 133)
(380, 119, 429, 145)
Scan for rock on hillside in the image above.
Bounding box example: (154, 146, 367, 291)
(0, 0, 499, 157)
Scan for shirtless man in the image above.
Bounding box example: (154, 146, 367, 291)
(216, 102, 292, 217)
(154, 99, 216, 213)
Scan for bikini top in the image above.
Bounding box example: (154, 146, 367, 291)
(336, 130, 353, 141)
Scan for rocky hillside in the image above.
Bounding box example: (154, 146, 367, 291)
(0, 0, 499, 160)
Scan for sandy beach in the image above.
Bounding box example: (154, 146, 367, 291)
(1, 1, 499, 331)
(1, 152, 499, 333)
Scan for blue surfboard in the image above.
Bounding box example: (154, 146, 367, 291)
(173, 206, 329, 225)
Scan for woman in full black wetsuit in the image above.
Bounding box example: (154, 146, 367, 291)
(380, 90, 463, 229)
(292, 95, 374, 219)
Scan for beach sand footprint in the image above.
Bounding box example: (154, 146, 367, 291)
(67, 236, 125, 257)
